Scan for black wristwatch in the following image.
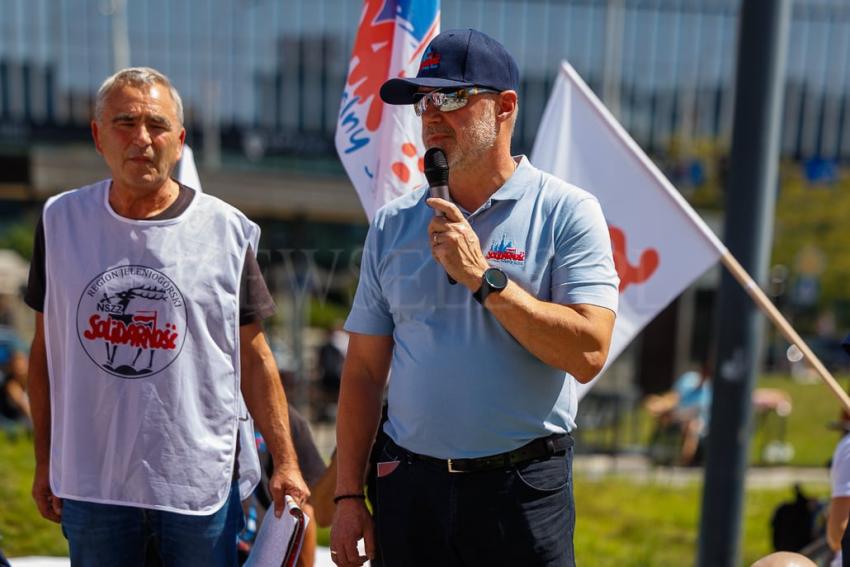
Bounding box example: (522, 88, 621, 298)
(473, 268, 509, 304)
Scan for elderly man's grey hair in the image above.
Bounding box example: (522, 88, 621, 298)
(95, 67, 184, 125)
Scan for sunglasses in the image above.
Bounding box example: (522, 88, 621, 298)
(413, 87, 501, 116)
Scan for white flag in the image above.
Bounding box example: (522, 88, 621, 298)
(176, 144, 203, 193)
(531, 62, 727, 381)
(335, 0, 440, 221)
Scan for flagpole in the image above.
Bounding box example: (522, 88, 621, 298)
(719, 251, 850, 413)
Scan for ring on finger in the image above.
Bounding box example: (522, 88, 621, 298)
(433, 233, 438, 244)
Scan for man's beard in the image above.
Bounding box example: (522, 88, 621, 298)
(447, 108, 498, 169)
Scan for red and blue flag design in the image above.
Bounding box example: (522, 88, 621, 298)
(335, 0, 440, 221)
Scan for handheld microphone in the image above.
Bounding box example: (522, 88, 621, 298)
(424, 147, 450, 212)
(423, 148, 456, 285)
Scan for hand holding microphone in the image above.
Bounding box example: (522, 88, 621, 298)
(424, 148, 451, 210)
(425, 148, 490, 290)
(424, 148, 455, 285)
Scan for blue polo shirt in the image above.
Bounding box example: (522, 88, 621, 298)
(345, 156, 618, 459)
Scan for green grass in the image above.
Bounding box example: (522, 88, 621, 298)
(0, 432, 66, 557)
(582, 373, 844, 468)
(753, 374, 844, 467)
(566, 371, 842, 565)
(573, 475, 828, 567)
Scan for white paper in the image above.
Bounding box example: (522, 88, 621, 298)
(244, 496, 309, 567)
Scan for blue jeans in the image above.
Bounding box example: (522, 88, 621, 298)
(375, 437, 575, 567)
(60, 483, 244, 567)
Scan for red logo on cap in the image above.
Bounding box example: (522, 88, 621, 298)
(419, 48, 441, 72)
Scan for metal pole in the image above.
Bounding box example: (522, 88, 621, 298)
(202, 81, 222, 169)
(697, 2, 791, 566)
(603, 0, 625, 118)
(109, 0, 130, 71)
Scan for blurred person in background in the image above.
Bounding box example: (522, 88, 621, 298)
(645, 364, 712, 466)
(247, 403, 327, 567)
(287, 405, 327, 567)
(0, 326, 30, 428)
(314, 322, 348, 422)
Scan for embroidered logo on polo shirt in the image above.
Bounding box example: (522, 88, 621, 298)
(419, 47, 441, 72)
(76, 266, 187, 379)
(485, 235, 526, 264)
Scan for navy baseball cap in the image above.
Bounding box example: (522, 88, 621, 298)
(380, 28, 520, 105)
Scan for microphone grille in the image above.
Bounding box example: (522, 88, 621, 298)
(424, 148, 449, 186)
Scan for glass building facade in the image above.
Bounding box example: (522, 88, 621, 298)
(3, 0, 846, 404)
(1, 0, 849, 162)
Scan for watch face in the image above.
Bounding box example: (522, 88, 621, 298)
(484, 268, 508, 290)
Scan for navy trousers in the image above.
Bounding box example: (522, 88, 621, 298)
(374, 438, 575, 567)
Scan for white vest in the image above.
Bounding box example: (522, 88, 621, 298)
(43, 180, 261, 514)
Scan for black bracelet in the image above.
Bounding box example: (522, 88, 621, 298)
(333, 493, 366, 504)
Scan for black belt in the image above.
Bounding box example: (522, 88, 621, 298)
(395, 433, 573, 474)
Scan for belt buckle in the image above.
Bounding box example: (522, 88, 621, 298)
(447, 459, 466, 474)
